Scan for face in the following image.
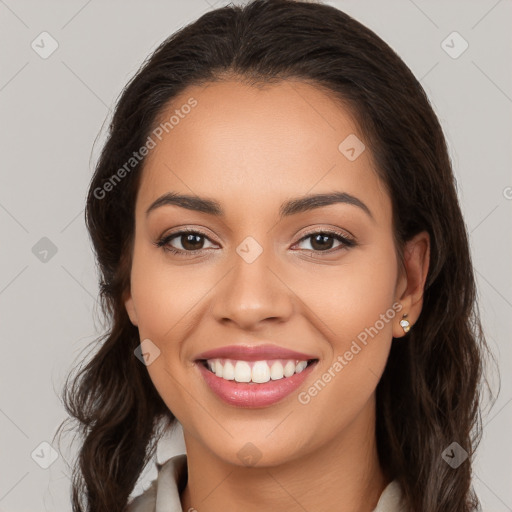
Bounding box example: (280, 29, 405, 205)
(124, 79, 425, 467)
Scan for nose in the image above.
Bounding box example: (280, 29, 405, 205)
(210, 247, 294, 331)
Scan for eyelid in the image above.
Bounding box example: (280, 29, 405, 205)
(296, 225, 355, 242)
(158, 225, 217, 240)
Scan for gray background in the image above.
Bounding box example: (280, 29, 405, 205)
(1, 0, 511, 510)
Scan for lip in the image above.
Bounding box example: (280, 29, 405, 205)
(196, 359, 319, 408)
(194, 344, 317, 362)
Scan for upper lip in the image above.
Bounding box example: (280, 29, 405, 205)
(194, 344, 318, 362)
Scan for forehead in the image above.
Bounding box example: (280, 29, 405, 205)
(137, 79, 390, 221)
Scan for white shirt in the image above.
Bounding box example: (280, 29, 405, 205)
(127, 454, 408, 512)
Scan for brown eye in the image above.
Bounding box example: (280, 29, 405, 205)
(178, 233, 206, 251)
(309, 233, 336, 251)
(295, 230, 356, 254)
(156, 229, 217, 255)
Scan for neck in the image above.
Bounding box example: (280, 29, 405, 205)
(180, 400, 388, 512)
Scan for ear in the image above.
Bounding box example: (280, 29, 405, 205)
(393, 230, 430, 338)
(124, 289, 139, 326)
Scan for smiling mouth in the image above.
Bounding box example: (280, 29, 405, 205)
(198, 358, 318, 384)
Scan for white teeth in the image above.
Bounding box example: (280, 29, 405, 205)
(204, 358, 314, 383)
(270, 361, 284, 380)
(215, 361, 223, 378)
(234, 361, 252, 383)
(284, 361, 296, 378)
(251, 361, 271, 383)
(222, 360, 235, 380)
(296, 361, 308, 373)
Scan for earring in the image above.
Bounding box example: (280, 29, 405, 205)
(399, 314, 411, 333)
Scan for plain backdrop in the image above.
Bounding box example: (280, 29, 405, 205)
(0, 0, 511, 510)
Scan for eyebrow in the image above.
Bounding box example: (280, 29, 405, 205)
(146, 191, 373, 221)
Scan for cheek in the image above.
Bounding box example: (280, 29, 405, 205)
(129, 243, 211, 344)
(292, 237, 398, 346)
(296, 241, 397, 381)
(294, 241, 398, 419)
(128, 245, 204, 419)
(337, 254, 397, 345)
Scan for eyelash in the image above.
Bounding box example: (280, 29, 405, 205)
(154, 227, 356, 257)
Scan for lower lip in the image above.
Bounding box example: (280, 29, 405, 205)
(196, 361, 318, 408)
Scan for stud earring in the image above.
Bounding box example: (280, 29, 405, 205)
(399, 314, 411, 333)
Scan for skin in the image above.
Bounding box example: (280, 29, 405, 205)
(124, 79, 430, 512)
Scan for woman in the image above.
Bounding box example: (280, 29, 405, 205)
(58, 0, 492, 510)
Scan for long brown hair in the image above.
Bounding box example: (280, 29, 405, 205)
(55, 1, 496, 510)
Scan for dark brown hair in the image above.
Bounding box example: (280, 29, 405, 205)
(55, 1, 496, 510)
